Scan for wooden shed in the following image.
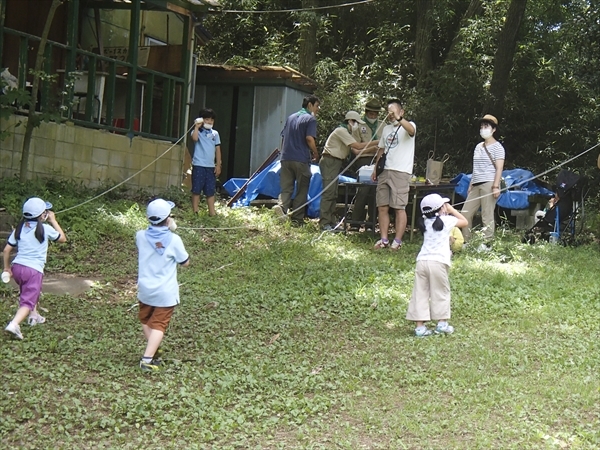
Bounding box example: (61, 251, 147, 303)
(190, 64, 318, 180)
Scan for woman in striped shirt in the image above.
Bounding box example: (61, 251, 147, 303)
(460, 115, 505, 246)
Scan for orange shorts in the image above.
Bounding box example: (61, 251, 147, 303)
(138, 302, 175, 333)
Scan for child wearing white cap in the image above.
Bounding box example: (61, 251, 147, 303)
(406, 194, 468, 336)
(136, 198, 189, 371)
(2, 197, 67, 339)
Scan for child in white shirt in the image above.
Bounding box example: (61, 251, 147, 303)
(406, 194, 468, 336)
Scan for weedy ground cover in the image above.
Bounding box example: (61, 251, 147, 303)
(0, 178, 598, 449)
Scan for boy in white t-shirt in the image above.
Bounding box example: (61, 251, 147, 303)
(406, 194, 468, 337)
(136, 199, 189, 371)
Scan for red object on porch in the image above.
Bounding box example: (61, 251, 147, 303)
(112, 118, 140, 132)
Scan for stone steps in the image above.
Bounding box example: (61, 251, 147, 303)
(0, 208, 15, 239)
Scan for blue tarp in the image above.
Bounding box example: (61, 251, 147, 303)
(225, 166, 554, 215)
(452, 168, 554, 209)
(223, 161, 357, 218)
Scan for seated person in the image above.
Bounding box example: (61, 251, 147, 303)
(534, 196, 556, 224)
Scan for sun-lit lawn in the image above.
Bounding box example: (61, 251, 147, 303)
(0, 182, 598, 449)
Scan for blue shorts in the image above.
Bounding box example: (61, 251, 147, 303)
(191, 166, 216, 197)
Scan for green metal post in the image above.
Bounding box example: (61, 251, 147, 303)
(66, 0, 79, 72)
(167, 80, 175, 136)
(0, 0, 6, 64)
(179, 15, 191, 137)
(142, 73, 154, 133)
(104, 60, 116, 127)
(65, 0, 79, 119)
(18, 36, 27, 89)
(42, 43, 52, 112)
(125, 1, 140, 132)
(84, 55, 97, 121)
(161, 78, 174, 137)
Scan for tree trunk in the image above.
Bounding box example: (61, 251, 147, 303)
(447, 0, 484, 59)
(415, 0, 434, 87)
(19, 0, 64, 181)
(484, 0, 528, 117)
(298, 0, 317, 77)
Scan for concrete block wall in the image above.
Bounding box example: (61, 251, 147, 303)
(0, 114, 184, 193)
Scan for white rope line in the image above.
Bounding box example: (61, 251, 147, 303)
(180, 225, 254, 231)
(311, 215, 348, 244)
(55, 124, 195, 215)
(201, 138, 598, 236)
(219, 0, 375, 14)
(179, 138, 599, 236)
(452, 141, 600, 208)
(50, 107, 598, 242)
(182, 114, 384, 235)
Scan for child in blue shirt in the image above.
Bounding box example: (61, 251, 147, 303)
(136, 198, 189, 371)
(3, 197, 67, 339)
(190, 108, 222, 216)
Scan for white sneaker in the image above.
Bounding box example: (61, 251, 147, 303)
(374, 239, 390, 249)
(435, 323, 454, 334)
(415, 326, 433, 337)
(5, 322, 23, 339)
(27, 312, 46, 326)
(477, 243, 491, 252)
(390, 239, 402, 250)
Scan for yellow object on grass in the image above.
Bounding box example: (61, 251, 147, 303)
(450, 227, 464, 252)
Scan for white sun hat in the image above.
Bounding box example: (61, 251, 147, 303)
(147, 199, 175, 224)
(23, 197, 52, 219)
(420, 193, 450, 214)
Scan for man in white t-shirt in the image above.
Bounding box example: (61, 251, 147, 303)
(371, 99, 416, 250)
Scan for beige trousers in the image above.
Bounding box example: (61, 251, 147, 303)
(460, 181, 498, 241)
(406, 260, 451, 322)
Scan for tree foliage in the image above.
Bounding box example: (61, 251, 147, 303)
(200, 0, 600, 182)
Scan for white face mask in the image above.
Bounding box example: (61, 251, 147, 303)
(351, 121, 359, 131)
(366, 117, 377, 124)
(203, 123, 213, 130)
(480, 127, 493, 139)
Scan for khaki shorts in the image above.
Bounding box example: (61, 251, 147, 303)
(376, 170, 410, 209)
(138, 302, 175, 333)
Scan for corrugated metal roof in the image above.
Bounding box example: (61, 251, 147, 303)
(196, 64, 318, 90)
(185, 0, 220, 7)
(86, 0, 220, 11)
